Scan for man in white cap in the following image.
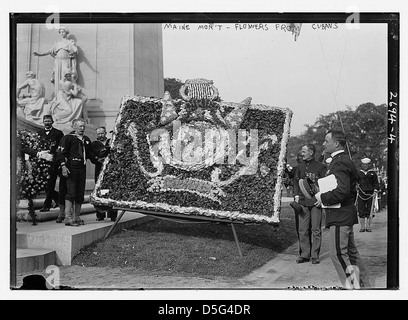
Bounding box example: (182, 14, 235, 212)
(356, 157, 379, 232)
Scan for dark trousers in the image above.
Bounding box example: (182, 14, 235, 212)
(43, 162, 60, 208)
(58, 175, 67, 205)
(381, 192, 387, 209)
(357, 192, 374, 218)
(97, 210, 118, 220)
(66, 163, 86, 203)
(94, 164, 105, 219)
(329, 225, 371, 288)
(94, 163, 117, 220)
(296, 205, 322, 259)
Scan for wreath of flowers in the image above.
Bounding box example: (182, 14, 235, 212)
(92, 95, 292, 225)
(16, 130, 51, 224)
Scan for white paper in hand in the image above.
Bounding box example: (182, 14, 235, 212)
(318, 174, 341, 208)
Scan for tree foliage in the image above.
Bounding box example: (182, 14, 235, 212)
(287, 103, 387, 169)
(164, 77, 184, 99)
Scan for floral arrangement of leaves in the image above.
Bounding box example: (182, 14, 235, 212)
(93, 95, 289, 225)
(17, 130, 51, 200)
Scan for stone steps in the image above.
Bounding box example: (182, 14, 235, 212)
(18, 194, 91, 210)
(17, 182, 95, 222)
(17, 201, 95, 222)
(17, 248, 56, 274)
(16, 210, 153, 273)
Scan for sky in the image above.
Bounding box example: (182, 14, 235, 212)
(162, 22, 387, 136)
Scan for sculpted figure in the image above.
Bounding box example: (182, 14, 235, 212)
(17, 71, 49, 123)
(49, 69, 89, 124)
(33, 26, 78, 97)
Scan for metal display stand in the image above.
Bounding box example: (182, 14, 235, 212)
(103, 207, 245, 258)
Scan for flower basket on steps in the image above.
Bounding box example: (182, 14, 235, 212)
(16, 130, 51, 225)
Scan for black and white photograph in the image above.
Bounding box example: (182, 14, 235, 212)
(3, 0, 405, 303)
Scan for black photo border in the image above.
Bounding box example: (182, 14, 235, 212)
(9, 12, 399, 291)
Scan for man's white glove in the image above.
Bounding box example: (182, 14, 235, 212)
(314, 192, 322, 207)
(61, 165, 70, 177)
(37, 151, 53, 162)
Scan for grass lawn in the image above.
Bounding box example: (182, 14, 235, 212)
(72, 205, 297, 279)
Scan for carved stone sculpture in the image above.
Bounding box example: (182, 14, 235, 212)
(33, 25, 78, 98)
(17, 71, 49, 124)
(49, 69, 89, 125)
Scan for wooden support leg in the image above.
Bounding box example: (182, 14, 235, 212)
(104, 210, 126, 240)
(231, 223, 243, 258)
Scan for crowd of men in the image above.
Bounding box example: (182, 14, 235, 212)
(23, 118, 388, 288)
(29, 114, 116, 227)
(285, 132, 388, 289)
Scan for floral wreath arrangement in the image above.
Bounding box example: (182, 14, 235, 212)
(91, 78, 292, 225)
(17, 129, 51, 225)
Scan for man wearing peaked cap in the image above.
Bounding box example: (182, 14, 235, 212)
(356, 157, 379, 232)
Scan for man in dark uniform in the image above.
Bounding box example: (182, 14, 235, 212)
(293, 144, 327, 265)
(57, 118, 99, 226)
(379, 172, 387, 210)
(356, 157, 379, 232)
(315, 130, 371, 288)
(37, 115, 64, 212)
(90, 126, 117, 222)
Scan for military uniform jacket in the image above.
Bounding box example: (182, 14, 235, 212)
(37, 127, 64, 156)
(357, 169, 379, 193)
(90, 138, 111, 159)
(320, 151, 359, 227)
(57, 132, 98, 168)
(293, 158, 327, 206)
(91, 138, 111, 181)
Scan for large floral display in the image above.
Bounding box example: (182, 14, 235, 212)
(17, 130, 51, 224)
(91, 79, 292, 225)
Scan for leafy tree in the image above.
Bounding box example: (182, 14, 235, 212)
(164, 78, 184, 99)
(286, 103, 387, 170)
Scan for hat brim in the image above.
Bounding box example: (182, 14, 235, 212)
(290, 201, 303, 214)
(299, 178, 318, 200)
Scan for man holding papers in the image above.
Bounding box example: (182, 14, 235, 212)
(314, 130, 371, 289)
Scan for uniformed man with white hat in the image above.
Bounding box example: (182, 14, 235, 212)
(356, 157, 379, 232)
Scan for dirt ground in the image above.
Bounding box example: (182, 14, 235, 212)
(13, 207, 390, 292)
(16, 265, 245, 290)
